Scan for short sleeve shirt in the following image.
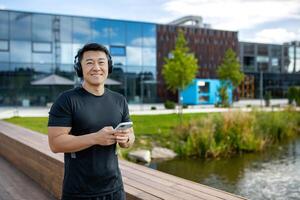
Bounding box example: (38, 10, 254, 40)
(48, 87, 130, 198)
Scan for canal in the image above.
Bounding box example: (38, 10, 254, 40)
(148, 138, 300, 200)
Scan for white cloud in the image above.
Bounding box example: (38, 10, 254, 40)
(0, 4, 6, 9)
(251, 28, 300, 44)
(162, 0, 300, 30)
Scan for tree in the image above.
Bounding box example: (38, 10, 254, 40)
(217, 48, 244, 106)
(162, 29, 198, 118)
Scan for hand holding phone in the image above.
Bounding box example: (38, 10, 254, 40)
(114, 122, 133, 131)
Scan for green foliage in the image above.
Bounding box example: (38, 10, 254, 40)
(162, 29, 198, 94)
(4, 117, 48, 134)
(287, 86, 298, 104)
(264, 91, 272, 107)
(173, 111, 300, 158)
(287, 86, 300, 106)
(217, 48, 244, 88)
(151, 106, 157, 110)
(164, 100, 176, 109)
(5, 111, 300, 159)
(218, 85, 230, 107)
(182, 104, 188, 109)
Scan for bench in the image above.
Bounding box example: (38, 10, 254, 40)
(0, 120, 246, 200)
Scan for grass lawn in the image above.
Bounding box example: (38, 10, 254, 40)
(4, 113, 209, 137)
(3, 113, 209, 153)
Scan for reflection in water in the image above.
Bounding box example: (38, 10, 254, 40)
(147, 138, 300, 200)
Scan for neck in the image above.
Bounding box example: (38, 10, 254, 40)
(82, 81, 105, 96)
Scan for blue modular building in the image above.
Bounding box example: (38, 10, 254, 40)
(180, 79, 233, 105)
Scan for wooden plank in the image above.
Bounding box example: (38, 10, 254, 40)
(0, 156, 56, 200)
(123, 176, 181, 200)
(119, 160, 246, 200)
(121, 165, 223, 200)
(123, 170, 215, 200)
(124, 181, 162, 200)
(0, 120, 246, 200)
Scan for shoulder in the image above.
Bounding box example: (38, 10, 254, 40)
(105, 88, 128, 108)
(105, 88, 126, 100)
(53, 87, 81, 105)
(58, 87, 81, 98)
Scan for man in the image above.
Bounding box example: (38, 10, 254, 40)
(48, 43, 135, 200)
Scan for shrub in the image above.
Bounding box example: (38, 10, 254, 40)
(182, 104, 188, 109)
(264, 91, 272, 107)
(287, 86, 298, 104)
(151, 106, 157, 110)
(173, 111, 300, 158)
(164, 100, 176, 109)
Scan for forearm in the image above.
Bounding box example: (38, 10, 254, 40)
(50, 133, 96, 153)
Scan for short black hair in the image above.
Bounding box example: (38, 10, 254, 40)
(75, 43, 110, 64)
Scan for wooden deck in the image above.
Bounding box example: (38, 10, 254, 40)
(0, 120, 247, 200)
(0, 156, 56, 200)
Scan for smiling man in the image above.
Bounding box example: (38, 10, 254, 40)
(48, 43, 135, 200)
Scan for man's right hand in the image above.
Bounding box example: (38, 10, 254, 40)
(94, 126, 117, 146)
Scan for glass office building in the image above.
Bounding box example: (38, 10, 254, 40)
(0, 10, 157, 106)
(239, 42, 300, 98)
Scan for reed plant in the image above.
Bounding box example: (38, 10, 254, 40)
(173, 110, 300, 158)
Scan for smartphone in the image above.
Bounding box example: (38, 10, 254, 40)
(114, 122, 133, 130)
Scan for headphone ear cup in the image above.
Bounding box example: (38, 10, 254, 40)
(74, 62, 83, 77)
(108, 60, 113, 74)
(108, 54, 113, 74)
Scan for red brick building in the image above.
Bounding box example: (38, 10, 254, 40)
(156, 24, 239, 102)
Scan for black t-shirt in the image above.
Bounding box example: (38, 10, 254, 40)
(48, 87, 130, 198)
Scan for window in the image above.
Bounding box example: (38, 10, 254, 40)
(10, 12, 31, 40)
(33, 63, 52, 73)
(142, 24, 156, 47)
(258, 45, 268, 55)
(91, 19, 110, 44)
(126, 22, 142, 46)
(243, 43, 255, 55)
(10, 41, 31, 62)
(0, 52, 9, 62)
(110, 46, 126, 56)
(199, 95, 209, 102)
(33, 53, 52, 64)
(0, 62, 9, 71)
(243, 56, 255, 71)
(0, 11, 9, 39)
(32, 42, 52, 53)
(61, 43, 73, 64)
(112, 56, 126, 66)
(73, 17, 92, 43)
(142, 48, 156, 66)
(198, 82, 209, 93)
(59, 16, 72, 42)
(110, 20, 125, 45)
(127, 47, 142, 66)
(271, 58, 279, 66)
(0, 40, 9, 51)
(32, 14, 52, 41)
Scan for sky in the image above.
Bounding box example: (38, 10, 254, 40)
(0, 0, 299, 44)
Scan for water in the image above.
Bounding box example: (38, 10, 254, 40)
(147, 138, 300, 200)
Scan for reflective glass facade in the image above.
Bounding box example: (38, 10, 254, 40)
(239, 41, 300, 98)
(0, 10, 157, 106)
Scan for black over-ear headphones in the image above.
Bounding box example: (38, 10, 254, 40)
(74, 43, 113, 78)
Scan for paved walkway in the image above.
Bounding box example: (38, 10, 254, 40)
(0, 99, 291, 119)
(0, 156, 56, 200)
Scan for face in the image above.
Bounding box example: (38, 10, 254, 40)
(81, 50, 109, 87)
